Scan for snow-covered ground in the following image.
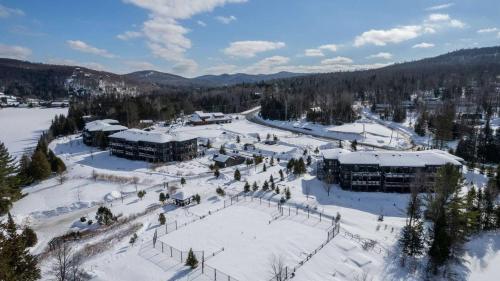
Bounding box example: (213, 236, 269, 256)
(0, 107, 68, 158)
(3, 112, 498, 281)
(254, 113, 412, 150)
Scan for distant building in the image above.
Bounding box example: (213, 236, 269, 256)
(83, 119, 128, 147)
(109, 129, 197, 163)
(318, 149, 463, 192)
(171, 190, 194, 206)
(213, 154, 246, 168)
(189, 111, 232, 125)
(0, 93, 19, 107)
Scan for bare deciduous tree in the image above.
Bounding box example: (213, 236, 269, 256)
(269, 254, 286, 281)
(51, 243, 87, 281)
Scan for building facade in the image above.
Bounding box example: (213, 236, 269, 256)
(108, 129, 197, 163)
(83, 119, 127, 147)
(318, 149, 463, 192)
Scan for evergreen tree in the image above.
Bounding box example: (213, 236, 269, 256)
(0, 213, 41, 281)
(426, 164, 467, 274)
(159, 192, 167, 205)
(306, 155, 312, 166)
(194, 194, 201, 204)
(234, 169, 241, 181)
(262, 163, 267, 172)
(181, 177, 186, 185)
(262, 180, 269, 191)
(95, 207, 114, 225)
(214, 169, 220, 178)
(286, 158, 295, 173)
(399, 193, 424, 258)
(17, 154, 32, 186)
(0, 142, 21, 214)
(29, 149, 51, 181)
(351, 139, 358, 151)
(275, 186, 280, 194)
(279, 169, 284, 181)
(185, 248, 198, 268)
(252, 181, 258, 191)
(219, 145, 226, 155)
(285, 188, 291, 200)
(270, 156, 274, 166)
(244, 181, 250, 193)
(236, 135, 240, 143)
(137, 190, 146, 200)
(158, 213, 166, 225)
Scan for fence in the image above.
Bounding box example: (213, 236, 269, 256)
(202, 263, 240, 281)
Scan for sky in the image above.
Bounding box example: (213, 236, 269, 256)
(0, 0, 499, 77)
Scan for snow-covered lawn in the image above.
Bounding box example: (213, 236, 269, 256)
(255, 114, 411, 150)
(160, 204, 326, 281)
(0, 107, 68, 158)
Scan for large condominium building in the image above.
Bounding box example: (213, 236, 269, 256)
(318, 149, 463, 192)
(108, 129, 197, 163)
(83, 119, 128, 147)
(189, 111, 232, 125)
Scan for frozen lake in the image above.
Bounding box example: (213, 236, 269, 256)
(0, 107, 68, 158)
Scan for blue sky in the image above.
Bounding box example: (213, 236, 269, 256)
(0, 0, 499, 77)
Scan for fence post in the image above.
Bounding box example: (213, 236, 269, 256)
(170, 246, 172, 257)
(162, 242, 164, 253)
(214, 269, 217, 280)
(260, 198, 261, 204)
(296, 206, 298, 215)
(268, 199, 270, 207)
(181, 251, 183, 262)
(307, 208, 310, 218)
(175, 221, 178, 230)
(202, 251, 205, 274)
(320, 212, 322, 221)
(288, 206, 290, 216)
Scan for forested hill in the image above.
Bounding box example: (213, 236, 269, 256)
(259, 46, 500, 123)
(0, 58, 154, 99)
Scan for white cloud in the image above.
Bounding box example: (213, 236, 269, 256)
(66, 40, 116, 58)
(477, 27, 498, 33)
(321, 56, 353, 65)
(223, 40, 285, 58)
(366, 52, 393, 60)
(426, 3, 454, 11)
(242, 56, 290, 74)
(303, 44, 337, 57)
(123, 0, 247, 75)
(117, 31, 142, 40)
(354, 13, 464, 47)
(304, 49, 324, 57)
(0, 4, 24, 18)
(319, 44, 338, 52)
(0, 43, 31, 60)
(354, 25, 424, 47)
(197, 20, 207, 27)
(215, 15, 236, 24)
(412, 42, 435, 48)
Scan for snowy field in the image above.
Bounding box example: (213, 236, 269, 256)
(159, 204, 326, 281)
(254, 114, 412, 150)
(0, 107, 68, 158)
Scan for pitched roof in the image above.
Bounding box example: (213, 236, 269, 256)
(109, 128, 196, 143)
(337, 150, 462, 167)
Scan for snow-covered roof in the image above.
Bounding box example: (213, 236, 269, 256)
(322, 148, 350, 160)
(84, 120, 127, 132)
(213, 154, 233, 163)
(190, 111, 231, 122)
(109, 128, 196, 143)
(338, 150, 462, 167)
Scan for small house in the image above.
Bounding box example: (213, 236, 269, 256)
(213, 154, 246, 168)
(171, 191, 194, 206)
